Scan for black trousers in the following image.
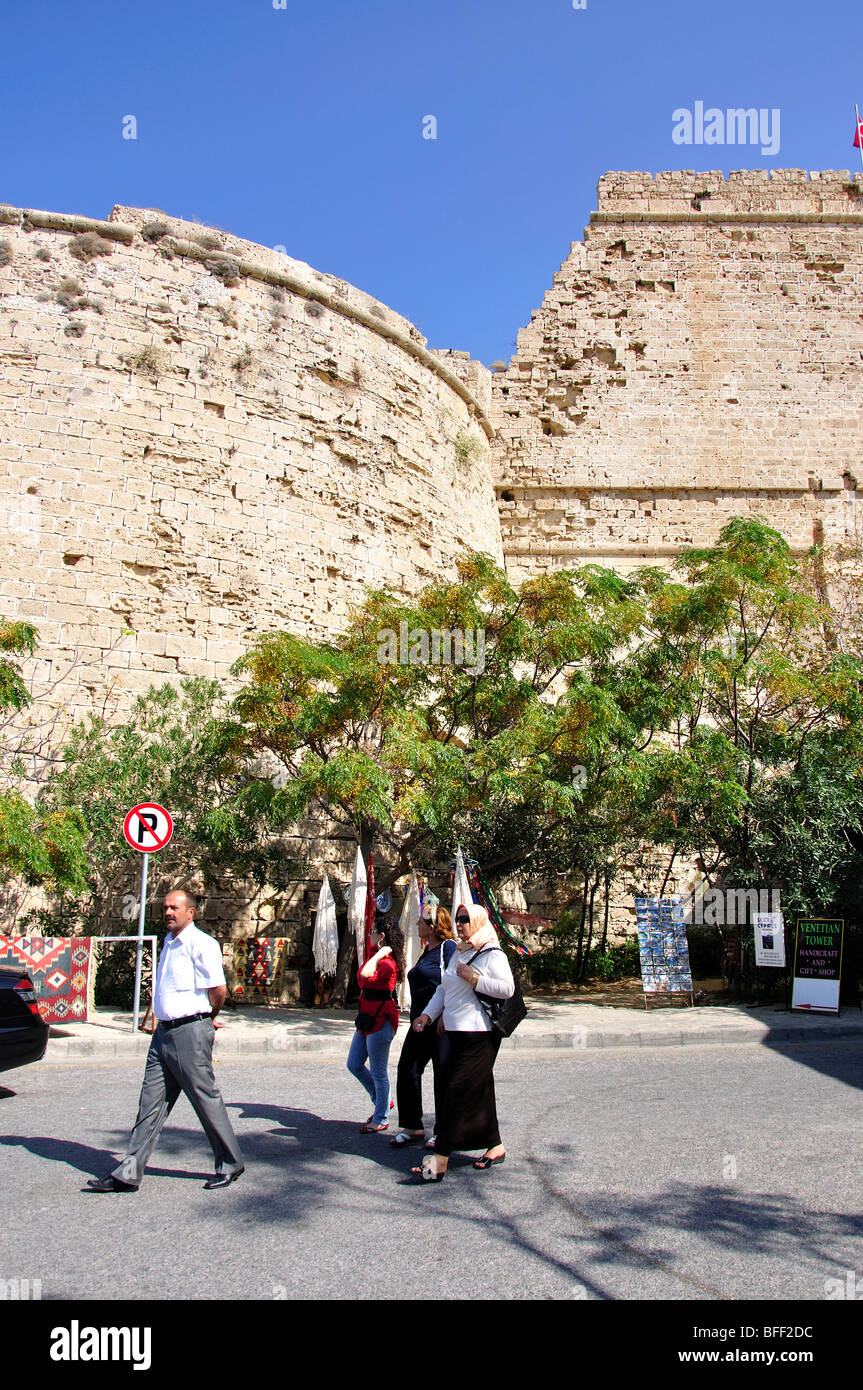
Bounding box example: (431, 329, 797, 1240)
(434, 1030, 502, 1158)
(396, 1024, 450, 1131)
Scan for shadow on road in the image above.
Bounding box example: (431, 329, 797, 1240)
(0, 1134, 122, 1175)
(761, 1031, 863, 1093)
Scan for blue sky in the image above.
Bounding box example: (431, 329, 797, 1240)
(2, 0, 862, 362)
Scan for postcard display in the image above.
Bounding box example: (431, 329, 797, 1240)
(635, 897, 694, 1008)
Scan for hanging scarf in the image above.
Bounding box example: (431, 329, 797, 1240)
(363, 852, 376, 966)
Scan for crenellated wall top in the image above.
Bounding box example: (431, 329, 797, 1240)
(593, 169, 863, 224)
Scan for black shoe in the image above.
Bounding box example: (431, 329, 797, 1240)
(85, 1176, 138, 1193)
(203, 1165, 245, 1190)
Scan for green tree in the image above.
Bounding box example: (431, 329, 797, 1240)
(626, 519, 863, 933)
(214, 554, 650, 997)
(39, 678, 301, 934)
(0, 621, 88, 923)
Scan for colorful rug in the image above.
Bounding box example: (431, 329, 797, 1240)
(229, 938, 288, 1004)
(0, 936, 94, 1024)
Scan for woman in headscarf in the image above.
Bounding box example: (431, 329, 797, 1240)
(409, 903, 514, 1181)
(389, 899, 456, 1148)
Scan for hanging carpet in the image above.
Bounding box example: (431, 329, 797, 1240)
(0, 936, 94, 1024)
(230, 937, 288, 1003)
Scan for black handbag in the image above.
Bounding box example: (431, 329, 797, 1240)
(354, 987, 393, 1034)
(467, 947, 528, 1038)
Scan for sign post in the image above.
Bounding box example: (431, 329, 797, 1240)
(791, 918, 844, 1014)
(122, 803, 174, 1032)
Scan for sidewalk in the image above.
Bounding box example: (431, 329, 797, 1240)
(45, 997, 863, 1060)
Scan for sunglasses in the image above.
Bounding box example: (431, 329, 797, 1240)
(456, 915, 470, 924)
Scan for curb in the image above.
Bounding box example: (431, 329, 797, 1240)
(44, 1021, 863, 1061)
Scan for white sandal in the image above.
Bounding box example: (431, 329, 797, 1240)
(389, 1131, 425, 1146)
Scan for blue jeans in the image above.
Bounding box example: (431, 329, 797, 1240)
(347, 1022, 395, 1124)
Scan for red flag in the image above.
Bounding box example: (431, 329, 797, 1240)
(854, 109, 863, 149)
(363, 852, 375, 965)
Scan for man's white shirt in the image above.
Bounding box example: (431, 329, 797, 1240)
(154, 923, 226, 1021)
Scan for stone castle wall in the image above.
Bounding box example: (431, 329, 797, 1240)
(492, 169, 863, 579)
(0, 203, 501, 727)
(3, 174, 863, 937)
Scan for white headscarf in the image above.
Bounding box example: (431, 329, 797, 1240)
(455, 903, 499, 953)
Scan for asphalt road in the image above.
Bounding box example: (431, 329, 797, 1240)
(1, 1040, 861, 1302)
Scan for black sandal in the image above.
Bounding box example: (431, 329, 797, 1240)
(473, 1152, 506, 1170)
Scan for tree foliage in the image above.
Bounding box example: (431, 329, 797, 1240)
(0, 620, 89, 913)
(4, 518, 862, 974)
(36, 679, 301, 933)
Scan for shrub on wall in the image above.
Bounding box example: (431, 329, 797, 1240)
(69, 232, 114, 261)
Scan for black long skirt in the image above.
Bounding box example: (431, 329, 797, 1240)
(395, 1025, 451, 1131)
(434, 1030, 502, 1157)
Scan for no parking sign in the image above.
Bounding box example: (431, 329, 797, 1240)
(122, 802, 174, 1032)
(123, 802, 173, 853)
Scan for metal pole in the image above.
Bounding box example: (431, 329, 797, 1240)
(131, 852, 148, 1033)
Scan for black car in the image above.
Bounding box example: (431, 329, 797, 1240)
(0, 966, 50, 1074)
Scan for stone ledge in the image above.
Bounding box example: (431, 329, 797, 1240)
(161, 234, 495, 439)
(591, 211, 863, 227)
(0, 206, 135, 242)
(0, 202, 494, 440)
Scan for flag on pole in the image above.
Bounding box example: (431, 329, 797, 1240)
(398, 870, 422, 1009)
(347, 846, 367, 967)
(451, 847, 474, 922)
(313, 874, 339, 976)
(854, 105, 863, 150)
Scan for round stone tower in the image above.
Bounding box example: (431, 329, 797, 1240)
(0, 203, 501, 719)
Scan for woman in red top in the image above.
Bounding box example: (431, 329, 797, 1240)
(346, 917, 404, 1132)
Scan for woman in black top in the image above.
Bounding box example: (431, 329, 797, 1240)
(389, 901, 456, 1148)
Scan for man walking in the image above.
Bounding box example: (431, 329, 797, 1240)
(87, 889, 244, 1193)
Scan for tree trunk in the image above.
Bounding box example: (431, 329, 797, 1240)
(658, 847, 677, 899)
(574, 872, 590, 979)
(600, 870, 611, 954)
(579, 874, 599, 982)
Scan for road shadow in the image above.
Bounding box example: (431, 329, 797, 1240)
(0, 1134, 122, 1175)
(551, 1180, 863, 1297)
(761, 1030, 863, 1094)
(225, 1099, 472, 1177)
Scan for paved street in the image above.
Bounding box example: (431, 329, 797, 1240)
(2, 1040, 862, 1301)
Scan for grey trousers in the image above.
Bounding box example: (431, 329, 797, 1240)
(112, 1017, 242, 1186)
